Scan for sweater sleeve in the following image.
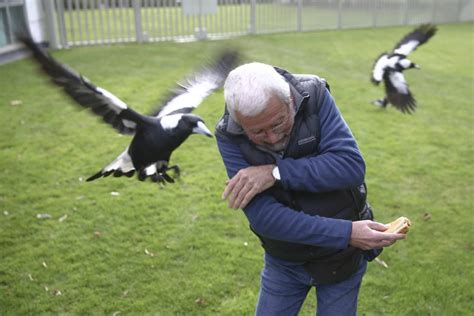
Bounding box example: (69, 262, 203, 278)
(216, 134, 352, 249)
(278, 89, 366, 192)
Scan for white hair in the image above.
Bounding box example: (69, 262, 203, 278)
(224, 62, 291, 119)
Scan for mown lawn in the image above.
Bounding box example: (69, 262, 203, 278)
(0, 23, 473, 315)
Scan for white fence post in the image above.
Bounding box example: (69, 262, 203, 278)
(432, 0, 438, 23)
(403, 0, 409, 25)
(337, 0, 342, 29)
(457, 0, 463, 22)
(297, 0, 302, 32)
(372, 0, 378, 28)
(43, 0, 59, 49)
(133, 0, 143, 43)
(55, 0, 68, 48)
(249, 0, 256, 34)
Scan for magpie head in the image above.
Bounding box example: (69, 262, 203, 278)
(181, 114, 213, 138)
(398, 59, 419, 70)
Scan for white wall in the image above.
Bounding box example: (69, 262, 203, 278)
(25, 0, 47, 43)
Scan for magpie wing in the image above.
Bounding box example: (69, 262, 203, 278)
(371, 52, 390, 85)
(150, 49, 240, 118)
(383, 70, 416, 114)
(393, 24, 437, 56)
(20, 35, 140, 135)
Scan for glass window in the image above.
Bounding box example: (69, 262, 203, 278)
(0, 2, 26, 49)
(9, 5, 26, 43)
(0, 8, 7, 47)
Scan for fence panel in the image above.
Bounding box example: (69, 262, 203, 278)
(47, 0, 474, 48)
(300, 0, 339, 31)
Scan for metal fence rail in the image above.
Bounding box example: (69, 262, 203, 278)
(44, 0, 474, 49)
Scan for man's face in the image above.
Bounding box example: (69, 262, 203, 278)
(236, 95, 294, 152)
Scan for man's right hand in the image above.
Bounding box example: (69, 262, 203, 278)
(349, 220, 406, 250)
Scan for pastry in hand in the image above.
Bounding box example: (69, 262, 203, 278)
(385, 216, 411, 234)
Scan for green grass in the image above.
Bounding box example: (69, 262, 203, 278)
(1, 23, 473, 314)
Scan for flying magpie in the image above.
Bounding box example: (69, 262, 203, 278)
(20, 36, 239, 184)
(371, 24, 437, 114)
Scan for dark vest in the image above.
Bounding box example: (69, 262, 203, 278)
(216, 68, 365, 283)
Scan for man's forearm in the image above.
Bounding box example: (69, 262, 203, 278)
(243, 192, 352, 249)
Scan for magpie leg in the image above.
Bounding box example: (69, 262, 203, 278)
(138, 170, 147, 181)
(153, 173, 171, 188)
(381, 97, 388, 108)
(160, 171, 175, 183)
(166, 165, 180, 178)
(373, 97, 388, 108)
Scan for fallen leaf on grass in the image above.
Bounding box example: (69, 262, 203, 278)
(52, 289, 62, 296)
(422, 212, 432, 221)
(58, 214, 68, 222)
(36, 214, 52, 219)
(463, 242, 474, 251)
(28, 274, 34, 281)
(195, 297, 206, 305)
(144, 249, 155, 257)
(93, 231, 102, 238)
(42, 261, 48, 268)
(112, 311, 121, 316)
(122, 290, 129, 298)
(375, 257, 389, 268)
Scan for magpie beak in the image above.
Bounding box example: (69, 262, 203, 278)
(193, 121, 213, 137)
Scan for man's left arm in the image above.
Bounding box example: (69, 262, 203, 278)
(277, 89, 365, 192)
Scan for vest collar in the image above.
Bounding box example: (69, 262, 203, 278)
(274, 67, 310, 113)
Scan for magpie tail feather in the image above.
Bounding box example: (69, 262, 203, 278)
(86, 171, 105, 182)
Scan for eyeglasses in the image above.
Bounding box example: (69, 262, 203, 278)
(249, 119, 288, 140)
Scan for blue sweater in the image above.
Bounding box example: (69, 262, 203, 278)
(216, 89, 365, 250)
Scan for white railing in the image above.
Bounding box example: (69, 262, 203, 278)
(43, 0, 474, 49)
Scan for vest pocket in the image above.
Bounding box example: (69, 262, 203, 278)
(303, 246, 363, 285)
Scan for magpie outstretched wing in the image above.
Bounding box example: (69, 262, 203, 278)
(150, 49, 240, 119)
(19, 35, 141, 135)
(393, 24, 438, 56)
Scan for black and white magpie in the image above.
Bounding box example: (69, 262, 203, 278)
(371, 24, 437, 114)
(20, 36, 239, 184)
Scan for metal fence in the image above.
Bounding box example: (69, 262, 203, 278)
(43, 0, 474, 49)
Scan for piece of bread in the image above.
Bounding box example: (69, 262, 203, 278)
(385, 216, 411, 234)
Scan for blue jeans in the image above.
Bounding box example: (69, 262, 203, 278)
(255, 253, 367, 316)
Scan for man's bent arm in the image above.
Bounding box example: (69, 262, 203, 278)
(217, 135, 352, 249)
(278, 89, 366, 192)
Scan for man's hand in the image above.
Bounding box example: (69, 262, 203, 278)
(349, 220, 406, 250)
(222, 164, 275, 209)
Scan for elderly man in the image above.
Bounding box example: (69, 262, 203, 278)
(215, 62, 404, 315)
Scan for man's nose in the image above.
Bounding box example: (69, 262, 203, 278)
(265, 130, 281, 144)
